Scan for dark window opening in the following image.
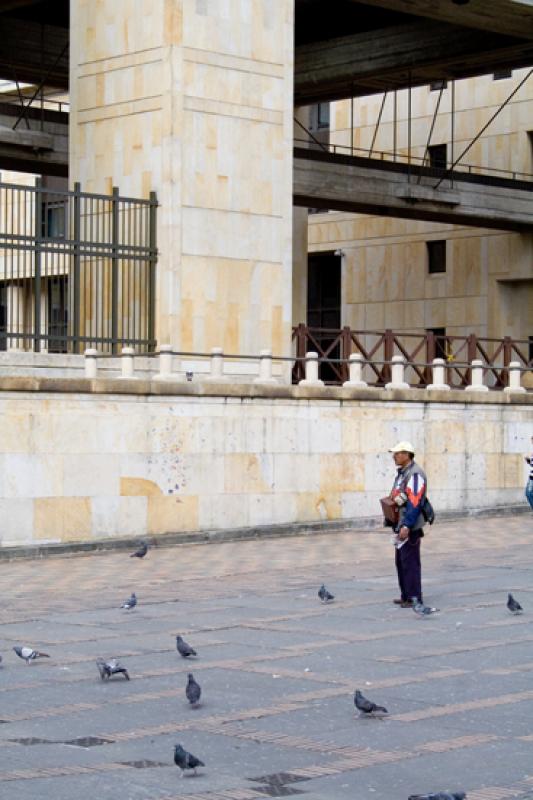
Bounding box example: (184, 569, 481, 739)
(427, 240, 446, 274)
(430, 80, 447, 91)
(427, 327, 448, 360)
(307, 251, 341, 382)
(493, 69, 512, 80)
(41, 202, 67, 239)
(529, 335, 533, 365)
(428, 143, 447, 170)
(47, 276, 68, 353)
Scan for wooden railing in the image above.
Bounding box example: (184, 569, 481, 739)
(291, 325, 532, 388)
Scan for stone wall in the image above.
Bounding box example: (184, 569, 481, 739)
(0, 378, 530, 548)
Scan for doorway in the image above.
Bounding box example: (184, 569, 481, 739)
(307, 251, 341, 382)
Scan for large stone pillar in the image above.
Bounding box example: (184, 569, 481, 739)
(70, 1, 294, 362)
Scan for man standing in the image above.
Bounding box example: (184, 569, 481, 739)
(525, 435, 533, 511)
(388, 441, 427, 608)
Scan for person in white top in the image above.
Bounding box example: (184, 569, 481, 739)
(525, 435, 533, 511)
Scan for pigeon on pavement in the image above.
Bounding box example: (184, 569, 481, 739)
(318, 584, 335, 603)
(13, 646, 50, 665)
(354, 689, 388, 716)
(130, 541, 148, 558)
(186, 673, 202, 706)
(176, 635, 197, 658)
(174, 743, 204, 776)
(412, 598, 439, 617)
(507, 593, 523, 615)
(408, 793, 466, 800)
(96, 658, 130, 681)
(121, 592, 137, 610)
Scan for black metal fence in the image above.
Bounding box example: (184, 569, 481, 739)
(0, 179, 157, 353)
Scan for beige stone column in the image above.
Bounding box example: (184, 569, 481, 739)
(70, 0, 295, 363)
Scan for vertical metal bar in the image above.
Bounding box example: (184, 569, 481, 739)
(407, 74, 412, 183)
(148, 192, 157, 350)
(34, 179, 42, 351)
(451, 79, 455, 189)
(72, 182, 81, 353)
(393, 90, 397, 162)
(111, 187, 119, 353)
(350, 91, 354, 157)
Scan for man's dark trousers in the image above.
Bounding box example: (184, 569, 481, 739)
(395, 529, 423, 602)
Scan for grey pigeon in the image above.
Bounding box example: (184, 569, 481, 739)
(318, 584, 335, 603)
(174, 743, 204, 776)
(130, 541, 148, 558)
(176, 635, 197, 658)
(121, 592, 137, 610)
(507, 593, 523, 614)
(408, 793, 466, 800)
(13, 646, 49, 665)
(354, 689, 388, 716)
(412, 598, 439, 617)
(96, 657, 130, 681)
(185, 673, 201, 706)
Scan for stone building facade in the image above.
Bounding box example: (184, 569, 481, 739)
(305, 70, 533, 348)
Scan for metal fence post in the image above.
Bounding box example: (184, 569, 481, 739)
(383, 328, 394, 384)
(33, 178, 43, 352)
(148, 191, 157, 350)
(111, 186, 119, 354)
(72, 181, 81, 354)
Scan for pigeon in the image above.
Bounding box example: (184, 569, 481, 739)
(354, 689, 388, 716)
(13, 646, 50, 665)
(507, 593, 523, 615)
(408, 793, 466, 800)
(176, 635, 197, 658)
(96, 658, 130, 681)
(121, 592, 137, 610)
(130, 541, 148, 558)
(174, 743, 205, 776)
(318, 584, 335, 603)
(186, 673, 202, 706)
(412, 598, 439, 617)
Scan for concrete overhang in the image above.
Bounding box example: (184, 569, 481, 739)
(293, 147, 533, 231)
(295, 0, 533, 104)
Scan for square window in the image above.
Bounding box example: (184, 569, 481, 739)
(493, 69, 512, 80)
(427, 240, 446, 274)
(428, 143, 447, 170)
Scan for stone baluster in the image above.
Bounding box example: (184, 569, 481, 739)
(343, 353, 367, 387)
(84, 348, 98, 378)
(154, 344, 173, 380)
(465, 359, 488, 392)
(385, 355, 409, 390)
(504, 361, 526, 393)
(120, 346, 136, 379)
(254, 349, 277, 385)
(427, 358, 450, 391)
(299, 351, 324, 387)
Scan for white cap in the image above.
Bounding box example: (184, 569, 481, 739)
(389, 441, 415, 454)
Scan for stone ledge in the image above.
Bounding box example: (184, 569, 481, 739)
(0, 504, 528, 561)
(0, 375, 530, 404)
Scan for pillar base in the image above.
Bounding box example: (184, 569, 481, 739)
(427, 383, 450, 391)
(465, 385, 489, 393)
(385, 382, 409, 390)
(503, 386, 526, 393)
(299, 379, 324, 387)
(342, 380, 368, 388)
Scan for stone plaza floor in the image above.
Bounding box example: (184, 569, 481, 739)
(0, 512, 532, 800)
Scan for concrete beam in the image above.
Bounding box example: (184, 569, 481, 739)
(0, 103, 67, 175)
(295, 19, 533, 104)
(293, 148, 533, 231)
(349, 0, 533, 40)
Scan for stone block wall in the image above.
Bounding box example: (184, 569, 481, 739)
(0, 380, 530, 548)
